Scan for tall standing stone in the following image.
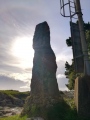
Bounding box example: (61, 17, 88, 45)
(21, 22, 61, 119)
(31, 21, 59, 98)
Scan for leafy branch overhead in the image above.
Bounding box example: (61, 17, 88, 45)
(66, 37, 72, 47)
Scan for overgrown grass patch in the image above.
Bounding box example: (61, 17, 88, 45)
(0, 115, 27, 120)
(1, 92, 90, 120)
(22, 97, 77, 120)
(63, 98, 90, 120)
(0, 90, 29, 100)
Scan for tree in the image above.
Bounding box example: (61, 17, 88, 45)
(66, 37, 72, 47)
(65, 61, 76, 90)
(65, 22, 90, 90)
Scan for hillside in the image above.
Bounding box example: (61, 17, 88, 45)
(0, 90, 89, 120)
(0, 90, 30, 107)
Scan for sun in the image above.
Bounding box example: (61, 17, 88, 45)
(11, 36, 34, 69)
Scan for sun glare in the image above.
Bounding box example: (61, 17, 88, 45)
(12, 36, 34, 69)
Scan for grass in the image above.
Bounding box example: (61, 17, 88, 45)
(22, 97, 90, 120)
(0, 90, 29, 100)
(0, 115, 27, 120)
(21, 96, 78, 120)
(63, 98, 90, 120)
(0, 91, 90, 120)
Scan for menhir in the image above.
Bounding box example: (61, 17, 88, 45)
(31, 21, 59, 98)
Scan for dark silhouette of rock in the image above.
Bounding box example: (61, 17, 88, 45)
(21, 22, 60, 118)
(31, 21, 59, 98)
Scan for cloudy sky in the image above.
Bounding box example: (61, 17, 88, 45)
(0, 0, 90, 91)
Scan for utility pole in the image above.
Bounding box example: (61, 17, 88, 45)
(60, 0, 90, 116)
(75, 0, 90, 75)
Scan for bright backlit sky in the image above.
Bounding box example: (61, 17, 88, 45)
(0, 0, 90, 91)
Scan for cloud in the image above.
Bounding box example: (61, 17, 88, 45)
(0, 75, 30, 91)
(9, 73, 32, 83)
(0, 73, 31, 83)
(20, 82, 30, 90)
(57, 74, 65, 79)
(56, 55, 71, 91)
(1, 0, 90, 91)
(0, 64, 23, 73)
(57, 77, 68, 91)
(56, 48, 73, 63)
(25, 68, 32, 73)
(20, 86, 29, 89)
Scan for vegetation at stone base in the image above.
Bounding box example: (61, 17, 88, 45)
(65, 22, 90, 90)
(0, 90, 30, 101)
(0, 90, 30, 107)
(20, 95, 90, 120)
(0, 115, 27, 120)
(65, 61, 84, 90)
(0, 95, 90, 120)
(47, 98, 90, 120)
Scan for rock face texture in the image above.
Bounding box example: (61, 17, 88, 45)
(21, 22, 60, 118)
(0, 92, 23, 107)
(31, 21, 59, 98)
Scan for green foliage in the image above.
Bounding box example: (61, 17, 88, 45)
(22, 97, 90, 120)
(64, 98, 76, 109)
(66, 71, 76, 90)
(0, 115, 27, 120)
(0, 90, 30, 100)
(30, 105, 42, 117)
(23, 100, 75, 120)
(47, 101, 71, 120)
(1, 98, 90, 120)
(66, 37, 72, 47)
(65, 61, 74, 78)
(65, 61, 76, 90)
(84, 22, 90, 30)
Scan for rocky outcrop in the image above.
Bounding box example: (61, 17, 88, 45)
(26, 117, 44, 120)
(0, 106, 23, 117)
(0, 92, 23, 107)
(31, 21, 59, 98)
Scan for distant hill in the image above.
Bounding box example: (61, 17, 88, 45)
(0, 90, 30, 107)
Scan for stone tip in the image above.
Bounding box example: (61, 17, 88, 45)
(33, 21, 50, 49)
(37, 21, 48, 26)
(36, 21, 49, 30)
